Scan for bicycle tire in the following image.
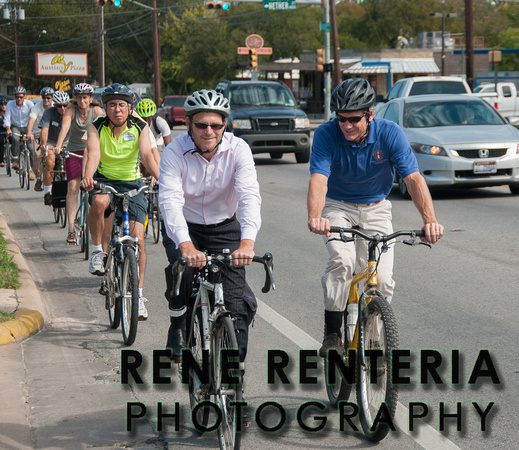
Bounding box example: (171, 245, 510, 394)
(83, 200, 90, 260)
(53, 206, 60, 223)
(75, 201, 84, 252)
(356, 295, 399, 442)
(120, 249, 139, 346)
(325, 309, 353, 408)
(5, 140, 11, 176)
(18, 153, 24, 188)
(59, 206, 67, 228)
(106, 250, 121, 329)
(187, 307, 211, 430)
(152, 206, 161, 244)
(25, 151, 31, 191)
(214, 315, 243, 450)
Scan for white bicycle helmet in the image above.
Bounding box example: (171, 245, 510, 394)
(40, 86, 55, 96)
(52, 91, 70, 105)
(13, 86, 26, 95)
(184, 89, 230, 118)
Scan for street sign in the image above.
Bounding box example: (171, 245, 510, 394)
(319, 21, 330, 32)
(238, 47, 272, 55)
(263, 0, 296, 10)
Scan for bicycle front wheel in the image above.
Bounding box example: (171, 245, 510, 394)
(120, 249, 139, 346)
(105, 251, 121, 329)
(214, 315, 243, 450)
(151, 205, 161, 244)
(5, 141, 11, 176)
(83, 200, 90, 260)
(325, 309, 353, 408)
(25, 153, 31, 191)
(356, 296, 399, 442)
(187, 307, 211, 430)
(59, 206, 67, 228)
(18, 155, 25, 188)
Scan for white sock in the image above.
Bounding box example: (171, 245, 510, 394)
(92, 244, 103, 253)
(44, 186, 51, 194)
(138, 288, 143, 297)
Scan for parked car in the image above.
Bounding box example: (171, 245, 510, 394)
(215, 80, 311, 163)
(376, 76, 472, 113)
(157, 95, 188, 126)
(472, 82, 519, 119)
(375, 94, 519, 197)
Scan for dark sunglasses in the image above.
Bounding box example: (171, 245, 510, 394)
(43, 96, 52, 100)
(193, 121, 225, 131)
(57, 104, 68, 108)
(336, 113, 368, 124)
(15, 95, 24, 99)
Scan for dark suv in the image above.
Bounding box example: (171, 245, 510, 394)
(215, 80, 311, 163)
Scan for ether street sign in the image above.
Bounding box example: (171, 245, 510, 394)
(263, 0, 296, 10)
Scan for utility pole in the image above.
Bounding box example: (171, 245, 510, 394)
(465, 0, 474, 90)
(328, 0, 341, 87)
(2, 1, 25, 85)
(323, 0, 331, 121)
(97, 5, 105, 86)
(151, 0, 161, 105)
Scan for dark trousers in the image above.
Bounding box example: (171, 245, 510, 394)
(162, 217, 253, 362)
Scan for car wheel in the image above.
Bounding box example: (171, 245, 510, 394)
(398, 175, 411, 199)
(509, 184, 519, 195)
(270, 152, 283, 160)
(295, 147, 310, 164)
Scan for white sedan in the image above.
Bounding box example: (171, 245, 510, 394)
(375, 94, 519, 197)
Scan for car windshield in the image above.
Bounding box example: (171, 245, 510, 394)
(403, 100, 506, 128)
(165, 97, 186, 106)
(228, 84, 296, 107)
(408, 81, 468, 95)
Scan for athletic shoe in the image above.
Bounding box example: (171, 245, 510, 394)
(318, 333, 343, 357)
(89, 251, 107, 276)
(34, 179, 43, 191)
(138, 296, 149, 321)
(44, 193, 52, 205)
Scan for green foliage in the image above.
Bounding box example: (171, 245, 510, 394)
(0, 230, 20, 290)
(0, 311, 15, 323)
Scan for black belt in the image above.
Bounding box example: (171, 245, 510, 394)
(187, 214, 236, 229)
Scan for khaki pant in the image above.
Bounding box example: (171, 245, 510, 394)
(321, 197, 395, 311)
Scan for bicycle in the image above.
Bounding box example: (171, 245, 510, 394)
(14, 132, 31, 190)
(170, 251, 275, 450)
(324, 226, 429, 442)
(97, 182, 148, 346)
(74, 186, 90, 259)
(1, 132, 11, 176)
(49, 151, 67, 228)
(147, 183, 161, 244)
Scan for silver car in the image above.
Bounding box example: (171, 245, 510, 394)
(375, 94, 519, 197)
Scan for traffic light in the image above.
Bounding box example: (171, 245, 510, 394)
(97, 0, 122, 7)
(316, 48, 324, 72)
(204, 1, 230, 10)
(249, 49, 258, 71)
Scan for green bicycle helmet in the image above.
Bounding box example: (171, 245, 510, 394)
(136, 99, 157, 118)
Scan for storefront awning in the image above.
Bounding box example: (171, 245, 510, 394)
(344, 58, 439, 74)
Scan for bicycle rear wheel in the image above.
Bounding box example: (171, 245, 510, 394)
(105, 251, 121, 329)
(59, 206, 66, 228)
(187, 307, 211, 430)
(356, 295, 399, 442)
(18, 155, 25, 188)
(25, 152, 31, 191)
(214, 315, 243, 450)
(325, 309, 353, 408)
(120, 249, 139, 345)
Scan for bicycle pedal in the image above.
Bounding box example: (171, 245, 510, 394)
(99, 283, 108, 296)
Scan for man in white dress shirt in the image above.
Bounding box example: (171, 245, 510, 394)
(159, 89, 262, 372)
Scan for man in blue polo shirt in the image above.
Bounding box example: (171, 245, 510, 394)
(307, 78, 444, 356)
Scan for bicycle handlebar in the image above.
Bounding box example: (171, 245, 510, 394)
(95, 182, 148, 198)
(329, 226, 425, 243)
(170, 251, 275, 298)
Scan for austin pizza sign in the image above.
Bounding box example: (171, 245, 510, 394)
(36, 53, 88, 77)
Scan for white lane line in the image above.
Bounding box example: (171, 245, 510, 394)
(257, 299, 462, 450)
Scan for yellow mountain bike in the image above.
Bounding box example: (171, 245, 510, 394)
(325, 226, 429, 442)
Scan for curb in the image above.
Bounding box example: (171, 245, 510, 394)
(0, 309, 44, 345)
(0, 210, 47, 346)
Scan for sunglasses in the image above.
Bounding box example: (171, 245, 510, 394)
(192, 121, 225, 131)
(43, 96, 52, 100)
(57, 104, 68, 108)
(336, 113, 368, 124)
(15, 95, 24, 99)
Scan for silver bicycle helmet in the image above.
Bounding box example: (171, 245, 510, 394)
(331, 78, 376, 112)
(184, 89, 230, 118)
(73, 83, 94, 95)
(52, 90, 70, 105)
(101, 83, 134, 104)
(40, 86, 55, 96)
(13, 86, 26, 95)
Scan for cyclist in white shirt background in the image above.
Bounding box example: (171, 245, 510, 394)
(27, 86, 55, 191)
(4, 86, 34, 173)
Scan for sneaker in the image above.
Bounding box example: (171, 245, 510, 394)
(34, 179, 42, 191)
(89, 251, 107, 276)
(138, 296, 148, 321)
(29, 171, 35, 180)
(319, 333, 343, 358)
(44, 192, 52, 206)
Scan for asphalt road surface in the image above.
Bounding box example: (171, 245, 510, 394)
(0, 147, 517, 449)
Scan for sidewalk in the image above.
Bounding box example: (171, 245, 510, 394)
(0, 210, 48, 450)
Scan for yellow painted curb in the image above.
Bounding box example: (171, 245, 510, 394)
(0, 309, 44, 345)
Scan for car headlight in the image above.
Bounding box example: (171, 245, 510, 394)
(411, 143, 447, 156)
(232, 119, 252, 130)
(294, 117, 310, 129)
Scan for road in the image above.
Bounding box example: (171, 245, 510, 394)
(0, 143, 518, 449)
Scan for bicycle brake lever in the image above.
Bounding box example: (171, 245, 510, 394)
(403, 239, 431, 249)
(171, 257, 187, 296)
(253, 253, 275, 293)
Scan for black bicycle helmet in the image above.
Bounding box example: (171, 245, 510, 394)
(13, 86, 26, 95)
(101, 83, 134, 105)
(184, 89, 230, 118)
(331, 78, 376, 112)
(40, 86, 55, 96)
